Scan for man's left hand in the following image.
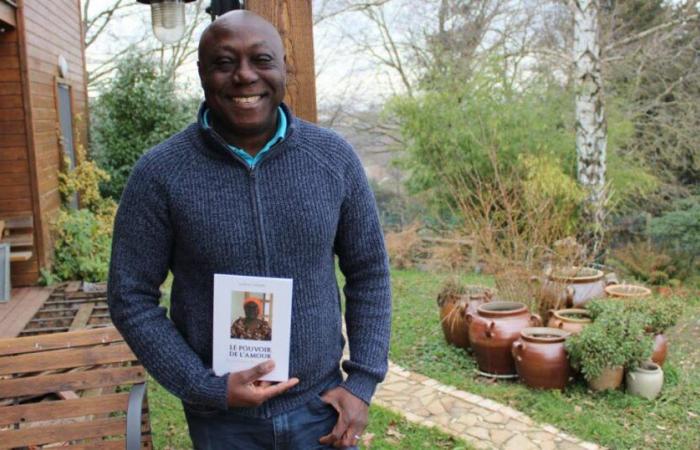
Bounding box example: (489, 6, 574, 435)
(318, 386, 369, 448)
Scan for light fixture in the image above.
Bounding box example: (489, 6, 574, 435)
(136, 0, 195, 45)
(137, 0, 243, 44)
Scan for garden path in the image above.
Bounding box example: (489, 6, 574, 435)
(373, 361, 603, 450)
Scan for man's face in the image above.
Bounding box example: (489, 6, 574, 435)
(198, 19, 286, 140)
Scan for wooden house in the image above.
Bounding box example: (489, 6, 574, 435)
(0, 0, 88, 287)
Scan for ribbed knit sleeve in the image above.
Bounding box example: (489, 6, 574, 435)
(335, 151, 392, 405)
(107, 153, 229, 410)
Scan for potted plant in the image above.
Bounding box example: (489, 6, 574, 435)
(565, 308, 652, 391)
(626, 295, 684, 366)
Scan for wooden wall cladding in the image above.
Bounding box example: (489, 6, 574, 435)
(0, 0, 88, 286)
(0, 24, 36, 287)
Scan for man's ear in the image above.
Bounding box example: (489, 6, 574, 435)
(197, 60, 205, 88)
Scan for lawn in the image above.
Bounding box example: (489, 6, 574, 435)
(389, 269, 700, 450)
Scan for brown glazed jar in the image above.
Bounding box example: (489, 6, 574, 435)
(651, 333, 668, 366)
(466, 302, 541, 376)
(546, 309, 592, 335)
(512, 327, 572, 390)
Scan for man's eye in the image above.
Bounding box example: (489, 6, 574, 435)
(255, 55, 273, 63)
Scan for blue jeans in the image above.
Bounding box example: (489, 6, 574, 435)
(184, 395, 358, 450)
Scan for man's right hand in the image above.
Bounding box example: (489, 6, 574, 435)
(226, 360, 299, 408)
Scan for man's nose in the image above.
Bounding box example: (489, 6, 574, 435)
(233, 59, 258, 84)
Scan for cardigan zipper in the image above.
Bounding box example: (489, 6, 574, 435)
(248, 167, 270, 276)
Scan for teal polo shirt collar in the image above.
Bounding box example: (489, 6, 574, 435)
(202, 107, 287, 168)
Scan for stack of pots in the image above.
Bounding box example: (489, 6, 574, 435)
(466, 302, 541, 376)
(438, 286, 495, 350)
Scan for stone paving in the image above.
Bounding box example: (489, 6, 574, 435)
(373, 362, 604, 450)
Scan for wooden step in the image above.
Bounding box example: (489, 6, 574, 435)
(4, 216, 33, 230)
(1, 233, 33, 247)
(10, 251, 32, 262)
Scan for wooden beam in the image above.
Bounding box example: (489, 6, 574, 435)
(246, 0, 317, 123)
(0, 1, 16, 29)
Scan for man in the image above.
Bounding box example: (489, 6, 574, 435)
(107, 10, 391, 450)
(231, 299, 272, 341)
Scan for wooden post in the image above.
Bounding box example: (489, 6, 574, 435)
(245, 0, 317, 123)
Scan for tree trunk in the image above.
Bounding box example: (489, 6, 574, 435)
(573, 0, 607, 254)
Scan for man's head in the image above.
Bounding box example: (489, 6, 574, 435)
(198, 11, 286, 143)
(243, 300, 260, 319)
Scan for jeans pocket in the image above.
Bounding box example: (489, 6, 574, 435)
(307, 394, 335, 415)
(183, 402, 221, 419)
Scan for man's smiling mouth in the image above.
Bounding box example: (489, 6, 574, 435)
(231, 95, 264, 104)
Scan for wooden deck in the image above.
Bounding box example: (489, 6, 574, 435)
(0, 286, 53, 338)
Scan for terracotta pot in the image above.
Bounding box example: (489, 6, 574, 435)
(439, 295, 470, 349)
(588, 366, 624, 391)
(512, 327, 572, 390)
(651, 333, 668, 367)
(605, 284, 652, 300)
(466, 301, 541, 376)
(546, 309, 592, 335)
(438, 287, 495, 349)
(626, 361, 663, 400)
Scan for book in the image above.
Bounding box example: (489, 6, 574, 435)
(212, 274, 293, 382)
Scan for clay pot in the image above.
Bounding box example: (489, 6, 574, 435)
(626, 362, 663, 400)
(651, 333, 668, 367)
(532, 267, 609, 310)
(546, 309, 592, 335)
(466, 302, 542, 376)
(512, 327, 572, 390)
(588, 366, 624, 391)
(438, 287, 495, 349)
(548, 267, 607, 308)
(604, 284, 652, 300)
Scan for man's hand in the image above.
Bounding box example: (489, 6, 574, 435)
(226, 360, 299, 408)
(318, 386, 369, 448)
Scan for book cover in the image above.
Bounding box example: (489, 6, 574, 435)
(212, 274, 293, 381)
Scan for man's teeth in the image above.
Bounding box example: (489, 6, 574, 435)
(232, 96, 262, 104)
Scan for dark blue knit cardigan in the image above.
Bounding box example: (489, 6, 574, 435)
(107, 103, 392, 418)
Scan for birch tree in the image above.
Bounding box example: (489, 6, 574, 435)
(572, 0, 607, 252)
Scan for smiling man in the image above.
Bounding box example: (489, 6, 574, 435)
(107, 10, 391, 450)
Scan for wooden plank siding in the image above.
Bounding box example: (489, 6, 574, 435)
(0, 0, 89, 286)
(0, 21, 36, 286)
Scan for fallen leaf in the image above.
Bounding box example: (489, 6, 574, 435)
(656, 425, 667, 430)
(574, 405, 582, 413)
(361, 432, 375, 448)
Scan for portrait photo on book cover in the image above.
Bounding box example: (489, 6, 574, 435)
(230, 291, 273, 341)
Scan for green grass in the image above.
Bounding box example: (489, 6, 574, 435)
(389, 268, 700, 450)
(148, 379, 470, 449)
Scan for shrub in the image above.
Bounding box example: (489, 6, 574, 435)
(650, 196, 700, 279)
(50, 209, 112, 282)
(608, 241, 682, 285)
(565, 308, 653, 381)
(43, 134, 116, 283)
(90, 52, 197, 199)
